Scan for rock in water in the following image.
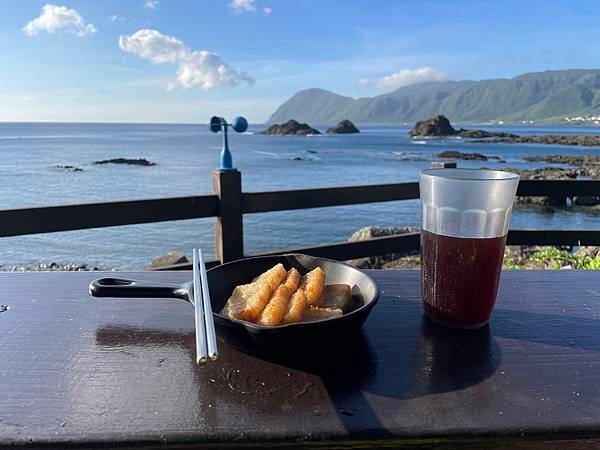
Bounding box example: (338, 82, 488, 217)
(409, 115, 457, 137)
(93, 158, 156, 166)
(150, 251, 189, 269)
(54, 165, 84, 172)
(326, 119, 360, 134)
(260, 120, 321, 136)
(435, 150, 498, 161)
(409, 115, 518, 138)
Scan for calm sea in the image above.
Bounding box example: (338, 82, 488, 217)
(0, 122, 598, 269)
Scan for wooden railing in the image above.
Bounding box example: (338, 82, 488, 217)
(0, 169, 598, 269)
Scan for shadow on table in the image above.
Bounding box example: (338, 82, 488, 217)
(249, 296, 502, 435)
(94, 297, 502, 437)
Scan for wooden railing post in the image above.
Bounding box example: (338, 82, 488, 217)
(212, 169, 244, 263)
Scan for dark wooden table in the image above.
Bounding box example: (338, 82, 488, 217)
(1, 270, 600, 449)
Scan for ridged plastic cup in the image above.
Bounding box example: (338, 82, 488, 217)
(419, 168, 520, 329)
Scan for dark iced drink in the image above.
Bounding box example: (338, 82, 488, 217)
(421, 229, 506, 328)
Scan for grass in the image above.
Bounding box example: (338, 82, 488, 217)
(525, 247, 600, 270)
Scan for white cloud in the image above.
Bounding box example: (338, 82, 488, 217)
(119, 29, 185, 64)
(144, 0, 159, 10)
(109, 14, 125, 21)
(23, 4, 97, 37)
(119, 29, 254, 90)
(262, 6, 272, 15)
(229, 0, 256, 14)
(22, 96, 39, 105)
(361, 67, 447, 90)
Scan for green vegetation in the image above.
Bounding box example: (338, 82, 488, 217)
(504, 247, 600, 270)
(268, 69, 600, 124)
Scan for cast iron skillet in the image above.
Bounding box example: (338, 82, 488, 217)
(89, 254, 380, 355)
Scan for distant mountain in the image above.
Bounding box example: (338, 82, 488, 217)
(267, 69, 600, 124)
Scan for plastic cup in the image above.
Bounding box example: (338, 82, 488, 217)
(419, 168, 520, 329)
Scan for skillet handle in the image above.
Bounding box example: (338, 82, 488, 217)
(89, 278, 188, 300)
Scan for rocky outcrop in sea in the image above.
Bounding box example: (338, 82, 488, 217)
(327, 120, 360, 134)
(474, 134, 600, 147)
(260, 120, 321, 136)
(54, 165, 84, 172)
(498, 162, 600, 208)
(409, 115, 517, 138)
(94, 158, 156, 166)
(410, 115, 456, 137)
(435, 150, 503, 161)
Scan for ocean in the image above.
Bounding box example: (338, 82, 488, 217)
(0, 122, 598, 269)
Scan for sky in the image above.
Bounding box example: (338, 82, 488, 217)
(1, 0, 600, 123)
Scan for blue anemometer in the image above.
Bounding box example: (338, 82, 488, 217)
(209, 116, 248, 171)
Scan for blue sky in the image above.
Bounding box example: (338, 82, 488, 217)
(1, 0, 600, 123)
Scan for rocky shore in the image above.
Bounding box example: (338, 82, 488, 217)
(346, 227, 600, 270)
(474, 134, 600, 147)
(410, 114, 600, 147)
(1, 262, 112, 272)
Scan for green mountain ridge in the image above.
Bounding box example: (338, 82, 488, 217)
(267, 69, 600, 125)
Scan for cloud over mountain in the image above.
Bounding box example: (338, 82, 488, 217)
(360, 67, 447, 90)
(119, 29, 254, 90)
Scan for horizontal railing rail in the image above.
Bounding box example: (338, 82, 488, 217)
(1, 179, 596, 239)
(157, 228, 600, 270)
(516, 179, 600, 197)
(0, 195, 219, 237)
(0, 174, 598, 268)
(242, 182, 420, 213)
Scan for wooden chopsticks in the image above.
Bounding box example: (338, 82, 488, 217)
(192, 248, 218, 364)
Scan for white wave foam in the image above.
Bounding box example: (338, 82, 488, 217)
(254, 150, 277, 156)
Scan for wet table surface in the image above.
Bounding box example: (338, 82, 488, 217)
(1, 270, 600, 449)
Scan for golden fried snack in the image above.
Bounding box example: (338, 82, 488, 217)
(257, 285, 293, 326)
(320, 284, 353, 313)
(221, 263, 286, 322)
(282, 289, 308, 324)
(283, 268, 301, 293)
(301, 307, 343, 323)
(300, 267, 326, 306)
(257, 263, 287, 292)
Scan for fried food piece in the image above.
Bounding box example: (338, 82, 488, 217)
(301, 267, 325, 306)
(301, 307, 343, 323)
(256, 263, 287, 292)
(221, 263, 287, 322)
(283, 268, 301, 293)
(258, 285, 292, 326)
(320, 284, 353, 313)
(282, 289, 308, 324)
